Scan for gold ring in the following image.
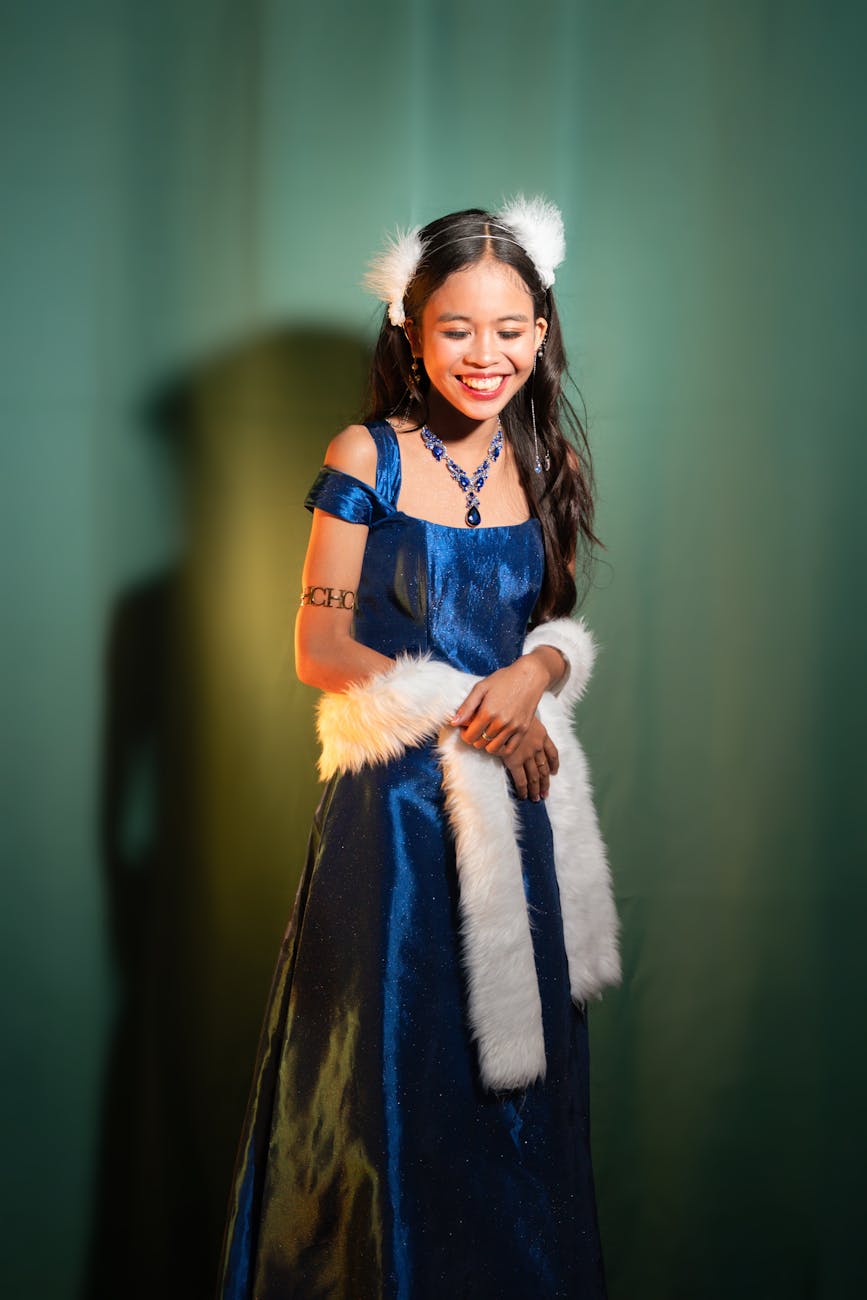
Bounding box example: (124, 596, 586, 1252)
(481, 729, 491, 742)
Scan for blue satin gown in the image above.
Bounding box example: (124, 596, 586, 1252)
(217, 421, 607, 1299)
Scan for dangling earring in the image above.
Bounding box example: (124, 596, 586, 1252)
(531, 342, 550, 475)
(403, 325, 423, 400)
(405, 355, 424, 406)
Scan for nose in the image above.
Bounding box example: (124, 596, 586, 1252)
(462, 331, 499, 367)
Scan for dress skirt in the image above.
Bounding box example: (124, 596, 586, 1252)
(218, 745, 607, 1299)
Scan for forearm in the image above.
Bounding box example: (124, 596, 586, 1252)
(295, 617, 393, 693)
(523, 644, 568, 694)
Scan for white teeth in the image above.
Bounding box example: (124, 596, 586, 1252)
(461, 376, 503, 390)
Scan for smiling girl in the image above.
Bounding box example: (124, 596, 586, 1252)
(218, 200, 620, 1299)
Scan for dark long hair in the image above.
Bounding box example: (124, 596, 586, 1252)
(363, 208, 603, 622)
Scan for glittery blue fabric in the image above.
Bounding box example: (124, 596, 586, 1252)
(217, 422, 607, 1299)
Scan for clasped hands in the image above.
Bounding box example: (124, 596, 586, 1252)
(450, 650, 566, 801)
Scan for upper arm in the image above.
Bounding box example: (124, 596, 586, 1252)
(297, 425, 376, 665)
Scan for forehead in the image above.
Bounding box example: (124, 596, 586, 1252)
(423, 257, 534, 320)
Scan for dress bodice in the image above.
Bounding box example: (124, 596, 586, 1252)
(305, 421, 544, 676)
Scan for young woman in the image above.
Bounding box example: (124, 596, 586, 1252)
(218, 198, 620, 1299)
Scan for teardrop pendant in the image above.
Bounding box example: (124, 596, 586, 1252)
(420, 424, 502, 527)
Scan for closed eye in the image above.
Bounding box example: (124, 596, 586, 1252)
(442, 329, 524, 340)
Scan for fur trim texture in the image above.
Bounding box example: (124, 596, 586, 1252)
(523, 616, 598, 712)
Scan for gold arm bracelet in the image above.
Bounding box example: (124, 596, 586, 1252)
(299, 585, 358, 611)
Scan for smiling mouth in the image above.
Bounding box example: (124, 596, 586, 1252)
(457, 375, 508, 393)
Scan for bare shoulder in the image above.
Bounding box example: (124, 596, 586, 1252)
(324, 423, 377, 487)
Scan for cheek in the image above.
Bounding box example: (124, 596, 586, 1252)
(423, 339, 460, 373)
(510, 344, 537, 374)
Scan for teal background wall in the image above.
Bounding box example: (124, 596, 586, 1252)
(2, 1, 864, 1296)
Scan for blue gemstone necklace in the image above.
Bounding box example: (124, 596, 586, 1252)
(419, 423, 503, 528)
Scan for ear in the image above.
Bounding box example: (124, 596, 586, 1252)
(404, 319, 421, 356)
(534, 317, 548, 352)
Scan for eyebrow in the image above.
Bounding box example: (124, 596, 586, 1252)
(435, 312, 529, 323)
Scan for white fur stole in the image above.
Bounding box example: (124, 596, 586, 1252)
(316, 617, 621, 1091)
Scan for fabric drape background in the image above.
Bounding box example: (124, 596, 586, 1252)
(2, 1, 864, 1296)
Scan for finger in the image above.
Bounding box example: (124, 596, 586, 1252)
(543, 737, 559, 774)
(502, 731, 523, 756)
(506, 763, 528, 800)
(536, 756, 550, 799)
(482, 727, 515, 755)
(525, 761, 541, 803)
(465, 714, 504, 746)
(450, 682, 486, 727)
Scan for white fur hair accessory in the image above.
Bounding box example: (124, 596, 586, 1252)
(496, 194, 566, 290)
(361, 225, 424, 327)
(362, 194, 566, 328)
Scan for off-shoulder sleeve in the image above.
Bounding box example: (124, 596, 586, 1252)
(304, 466, 381, 525)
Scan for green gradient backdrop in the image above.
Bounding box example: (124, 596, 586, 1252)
(2, 2, 865, 1296)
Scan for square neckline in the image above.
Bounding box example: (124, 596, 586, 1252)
(373, 419, 538, 534)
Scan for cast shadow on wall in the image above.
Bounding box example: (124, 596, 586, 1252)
(81, 326, 370, 1299)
